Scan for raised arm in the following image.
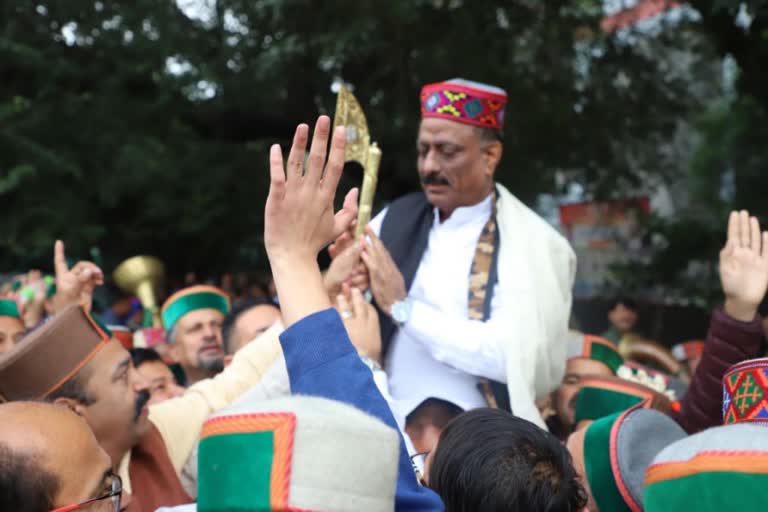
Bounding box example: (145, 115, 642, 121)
(51, 240, 104, 314)
(673, 210, 768, 434)
(264, 116, 443, 510)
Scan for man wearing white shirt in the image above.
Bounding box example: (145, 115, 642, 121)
(333, 78, 576, 439)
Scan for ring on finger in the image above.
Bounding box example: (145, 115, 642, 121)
(292, 159, 304, 176)
(341, 310, 353, 320)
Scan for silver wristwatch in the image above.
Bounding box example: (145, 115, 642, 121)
(391, 297, 413, 327)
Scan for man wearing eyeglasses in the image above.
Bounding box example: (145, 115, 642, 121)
(0, 402, 126, 512)
(0, 246, 286, 512)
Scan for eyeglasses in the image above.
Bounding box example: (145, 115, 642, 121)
(410, 452, 430, 473)
(410, 451, 430, 469)
(51, 473, 122, 512)
(410, 452, 431, 487)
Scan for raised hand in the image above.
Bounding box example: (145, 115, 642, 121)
(264, 116, 358, 262)
(720, 210, 768, 321)
(264, 116, 358, 326)
(336, 285, 382, 364)
(328, 223, 358, 260)
(52, 240, 104, 314)
(324, 236, 370, 299)
(361, 226, 406, 315)
(19, 272, 48, 328)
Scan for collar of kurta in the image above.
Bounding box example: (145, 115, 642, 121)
(430, 192, 493, 228)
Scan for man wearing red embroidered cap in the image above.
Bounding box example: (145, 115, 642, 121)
(331, 78, 576, 433)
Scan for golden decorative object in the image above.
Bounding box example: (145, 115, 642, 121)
(333, 82, 381, 237)
(113, 256, 165, 328)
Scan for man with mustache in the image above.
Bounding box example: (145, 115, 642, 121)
(162, 285, 230, 386)
(0, 248, 285, 511)
(331, 79, 576, 435)
(131, 348, 186, 405)
(547, 333, 623, 439)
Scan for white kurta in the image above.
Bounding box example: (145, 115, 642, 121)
(370, 184, 576, 428)
(370, 195, 505, 416)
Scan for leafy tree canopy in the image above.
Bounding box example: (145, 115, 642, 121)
(1, 1, 766, 296)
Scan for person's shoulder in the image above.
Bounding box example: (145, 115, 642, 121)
(496, 186, 568, 245)
(385, 191, 429, 213)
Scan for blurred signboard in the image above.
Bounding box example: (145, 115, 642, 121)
(559, 198, 651, 297)
(602, 0, 681, 31)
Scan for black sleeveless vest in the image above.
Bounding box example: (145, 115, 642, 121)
(376, 191, 511, 412)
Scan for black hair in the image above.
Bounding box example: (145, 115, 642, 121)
(222, 298, 280, 354)
(405, 398, 463, 431)
(429, 408, 587, 512)
(129, 347, 163, 369)
(545, 407, 571, 442)
(473, 125, 504, 144)
(105, 281, 133, 302)
(0, 443, 59, 511)
(608, 296, 639, 312)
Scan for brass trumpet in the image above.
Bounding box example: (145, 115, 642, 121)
(333, 82, 381, 237)
(113, 256, 165, 328)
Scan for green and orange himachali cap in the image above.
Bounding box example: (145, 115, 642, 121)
(161, 285, 230, 331)
(0, 299, 21, 320)
(644, 423, 768, 511)
(567, 332, 624, 374)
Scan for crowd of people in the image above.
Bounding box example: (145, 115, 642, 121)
(1, 79, 768, 511)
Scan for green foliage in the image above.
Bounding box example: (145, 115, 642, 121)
(608, 214, 723, 308)
(0, 0, 766, 289)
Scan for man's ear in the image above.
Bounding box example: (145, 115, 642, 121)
(51, 397, 88, 417)
(484, 141, 503, 177)
(167, 343, 181, 365)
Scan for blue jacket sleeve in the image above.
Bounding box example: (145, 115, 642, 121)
(280, 309, 444, 512)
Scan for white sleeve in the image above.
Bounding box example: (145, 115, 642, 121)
(370, 366, 419, 457)
(401, 293, 509, 382)
(367, 207, 388, 237)
(370, 367, 405, 429)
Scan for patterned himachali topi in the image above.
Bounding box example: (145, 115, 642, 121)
(197, 396, 400, 512)
(722, 357, 768, 426)
(420, 78, 507, 131)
